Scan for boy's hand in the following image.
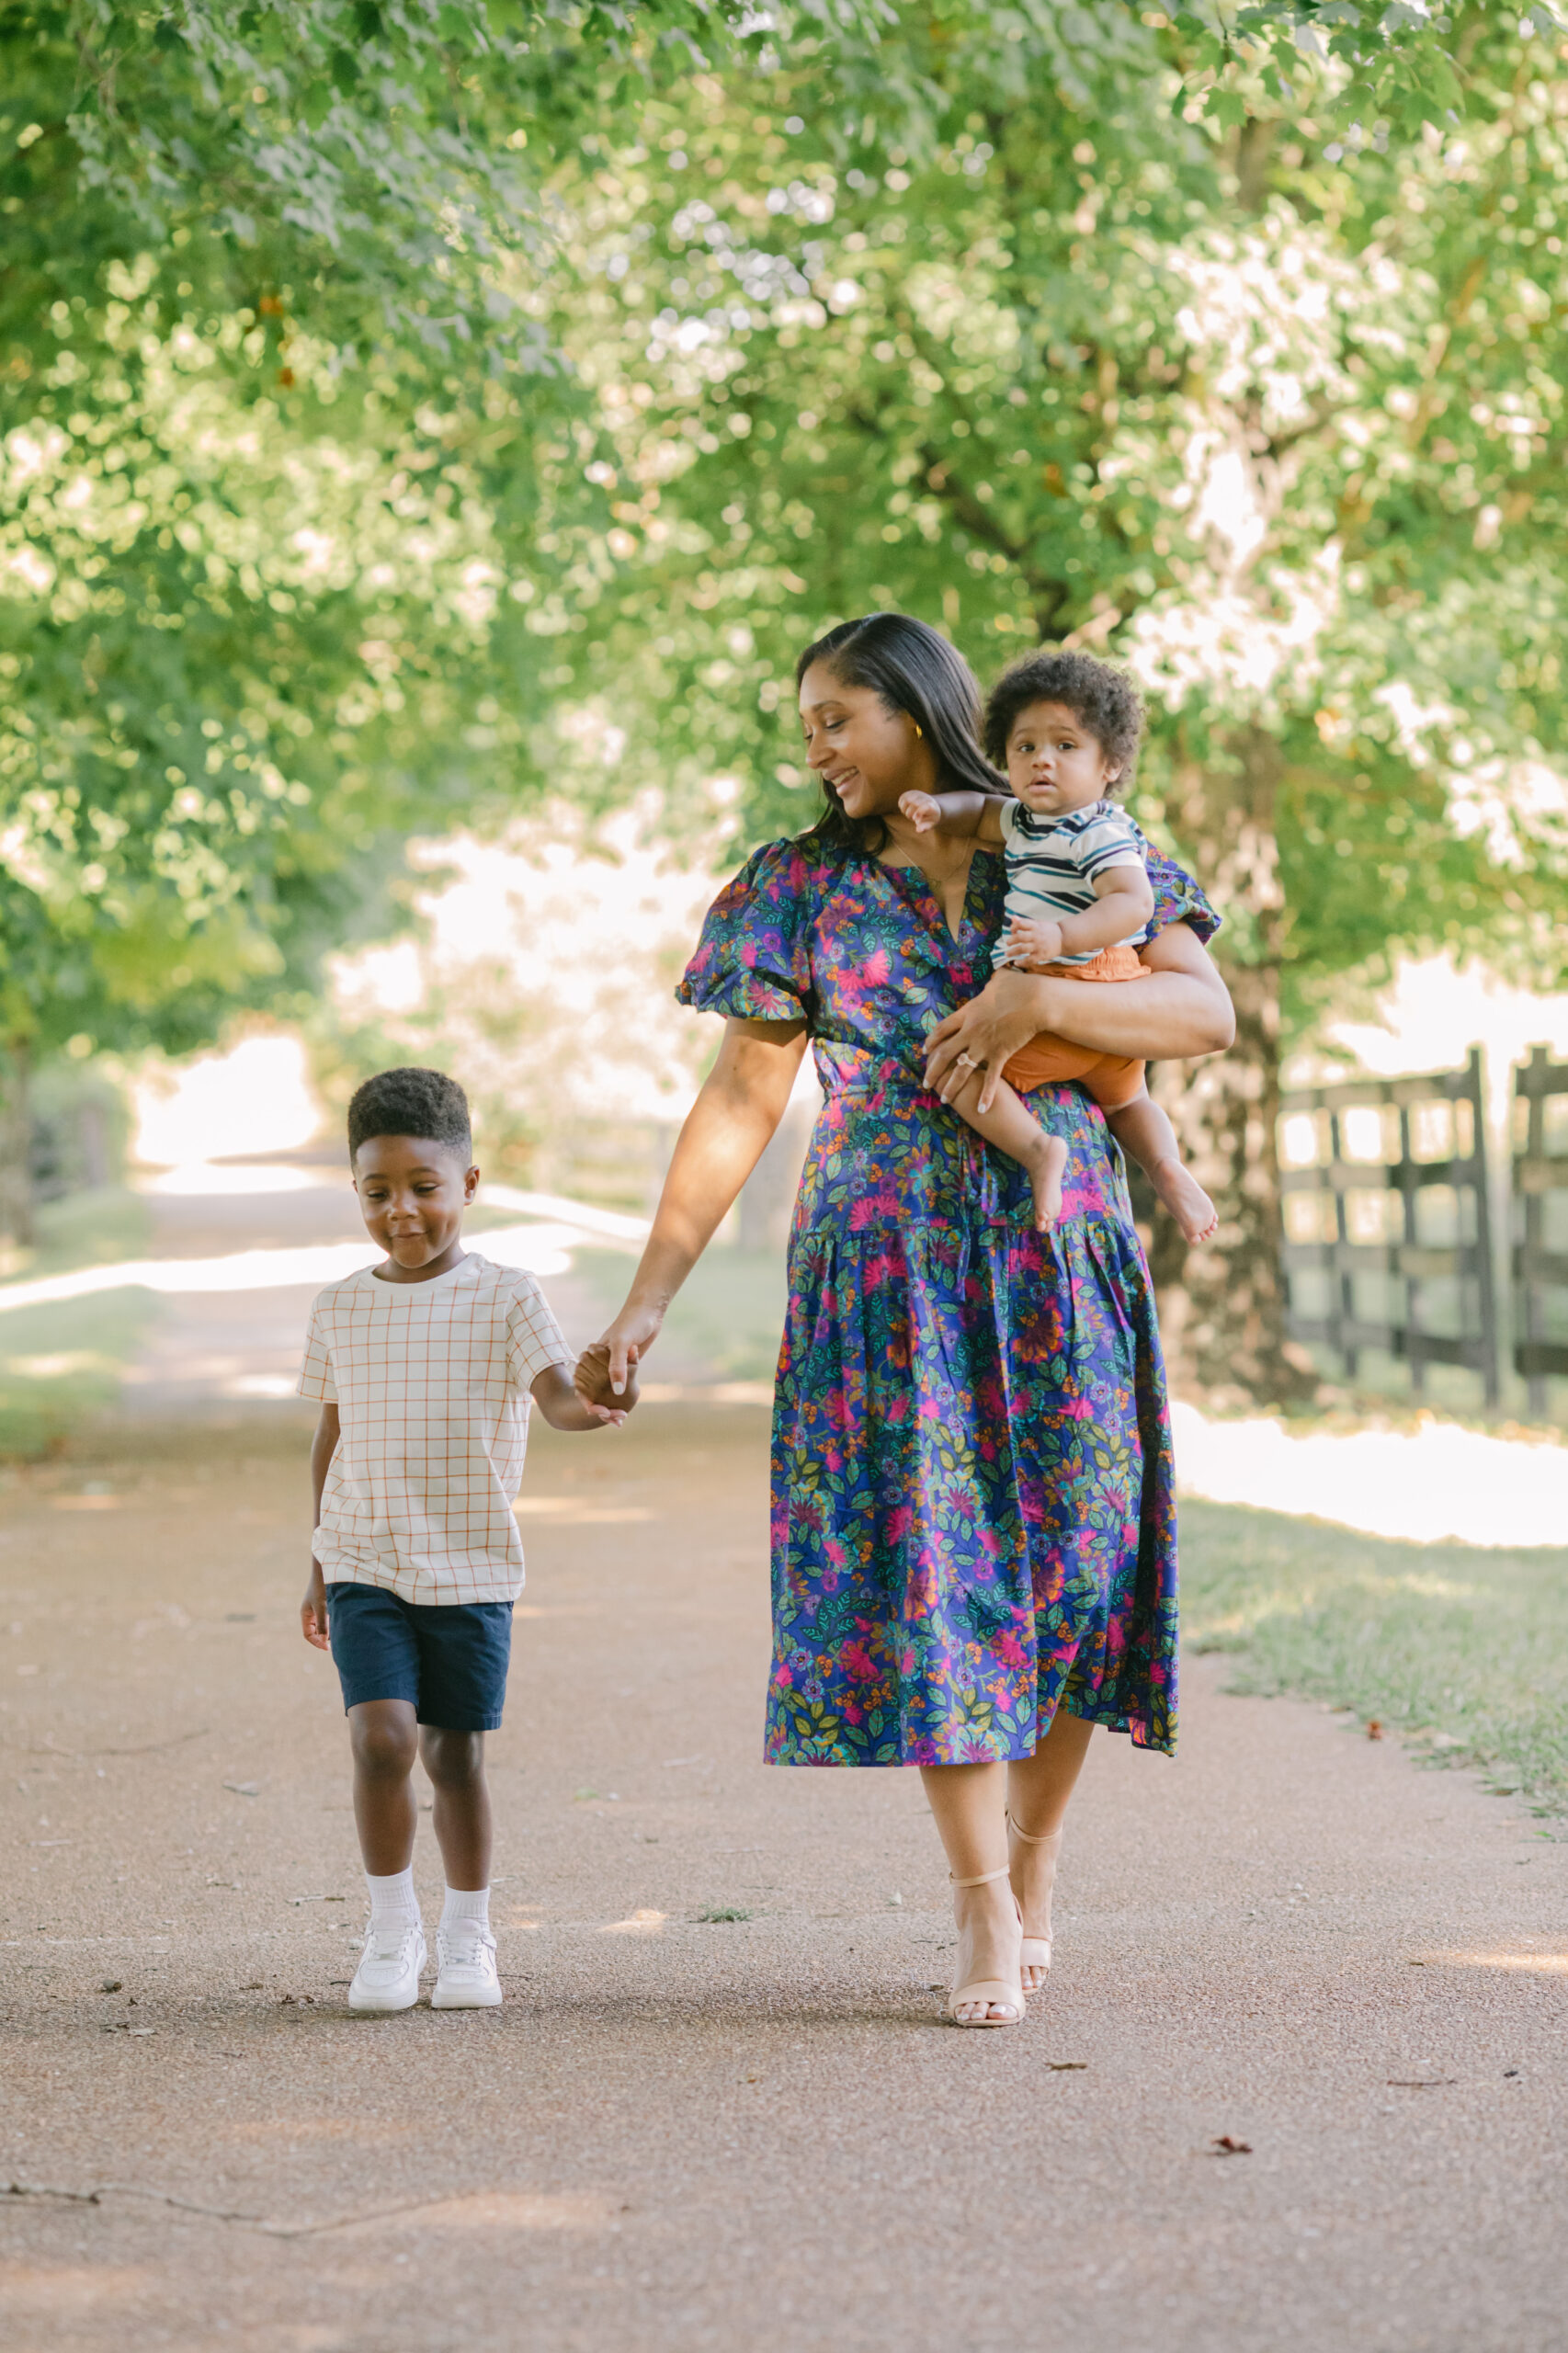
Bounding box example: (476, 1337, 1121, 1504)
(1004, 915, 1064, 970)
(898, 790, 942, 834)
(574, 1340, 640, 1419)
(301, 1561, 331, 1651)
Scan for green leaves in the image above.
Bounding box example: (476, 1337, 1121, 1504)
(1165, 0, 1519, 142)
(531, 2, 1568, 1008)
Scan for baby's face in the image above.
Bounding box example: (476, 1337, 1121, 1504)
(1006, 700, 1119, 818)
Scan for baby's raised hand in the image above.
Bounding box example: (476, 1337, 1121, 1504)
(899, 790, 942, 834)
(1004, 915, 1065, 970)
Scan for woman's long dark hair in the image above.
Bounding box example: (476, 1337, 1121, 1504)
(794, 612, 1006, 858)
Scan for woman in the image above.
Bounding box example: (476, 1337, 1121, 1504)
(581, 613, 1233, 2026)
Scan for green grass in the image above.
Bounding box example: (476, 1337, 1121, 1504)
(7, 1183, 153, 1279)
(0, 1187, 158, 1457)
(570, 1245, 788, 1384)
(0, 1289, 160, 1458)
(1181, 1500, 1568, 1816)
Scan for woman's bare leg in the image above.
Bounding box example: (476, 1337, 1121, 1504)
(920, 1760, 1022, 2023)
(1006, 1709, 1094, 1992)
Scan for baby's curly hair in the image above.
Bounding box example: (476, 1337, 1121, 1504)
(983, 649, 1144, 796)
(347, 1066, 472, 1165)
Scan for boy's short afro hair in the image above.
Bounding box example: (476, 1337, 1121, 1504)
(983, 649, 1144, 795)
(347, 1067, 472, 1164)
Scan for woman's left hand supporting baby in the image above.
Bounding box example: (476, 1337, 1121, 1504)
(925, 969, 1062, 1112)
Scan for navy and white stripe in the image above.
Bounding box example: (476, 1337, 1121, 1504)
(996, 799, 1151, 966)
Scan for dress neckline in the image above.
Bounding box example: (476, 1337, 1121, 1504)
(873, 846, 995, 948)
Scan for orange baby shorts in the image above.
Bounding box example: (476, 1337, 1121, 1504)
(1000, 942, 1149, 1112)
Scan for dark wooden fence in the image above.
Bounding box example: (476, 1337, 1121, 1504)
(1278, 1048, 1500, 1405)
(1513, 1045, 1568, 1415)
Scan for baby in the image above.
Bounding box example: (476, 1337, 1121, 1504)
(900, 648, 1218, 1242)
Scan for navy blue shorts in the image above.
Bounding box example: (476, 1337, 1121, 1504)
(325, 1583, 513, 1732)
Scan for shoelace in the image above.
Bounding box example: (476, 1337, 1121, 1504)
(362, 1922, 420, 1969)
(438, 1924, 494, 1971)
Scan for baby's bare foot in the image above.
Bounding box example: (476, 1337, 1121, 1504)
(1151, 1154, 1217, 1245)
(1026, 1135, 1068, 1233)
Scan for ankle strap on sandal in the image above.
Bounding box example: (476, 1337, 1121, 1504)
(949, 1865, 1011, 1888)
(1006, 1813, 1063, 1847)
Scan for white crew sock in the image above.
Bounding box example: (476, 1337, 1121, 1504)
(365, 1867, 421, 1930)
(440, 1884, 491, 1935)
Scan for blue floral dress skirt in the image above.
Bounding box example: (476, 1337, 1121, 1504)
(676, 838, 1219, 1768)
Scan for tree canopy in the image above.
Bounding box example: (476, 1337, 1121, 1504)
(6, 0, 1564, 1393)
(517, 0, 1568, 1391)
(3, 0, 1527, 1075)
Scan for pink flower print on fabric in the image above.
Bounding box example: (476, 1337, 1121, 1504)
(676, 835, 1221, 1766)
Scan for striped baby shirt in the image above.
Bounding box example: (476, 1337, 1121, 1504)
(297, 1252, 571, 1604)
(996, 798, 1153, 967)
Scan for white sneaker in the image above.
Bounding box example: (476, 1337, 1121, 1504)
(431, 1920, 501, 2009)
(348, 1919, 426, 2013)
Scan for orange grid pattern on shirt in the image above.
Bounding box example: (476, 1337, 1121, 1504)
(298, 1254, 570, 1605)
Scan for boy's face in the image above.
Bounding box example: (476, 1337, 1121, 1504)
(1006, 699, 1119, 817)
(352, 1134, 479, 1276)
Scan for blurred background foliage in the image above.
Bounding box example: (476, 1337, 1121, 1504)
(5, 0, 1567, 1395)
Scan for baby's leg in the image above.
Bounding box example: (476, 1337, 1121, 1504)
(948, 1064, 1067, 1233)
(1104, 1087, 1217, 1245)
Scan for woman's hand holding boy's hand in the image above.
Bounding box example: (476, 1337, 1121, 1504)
(301, 1560, 330, 1651)
(573, 1340, 642, 1420)
(898, 790, 942, 834)
(591, 1298, 665, 1401)
(1003, 915, 1064, 970)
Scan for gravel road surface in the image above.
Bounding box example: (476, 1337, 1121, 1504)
(3, 1403, 1565, 2353)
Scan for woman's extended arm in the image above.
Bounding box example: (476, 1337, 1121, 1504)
(585, 1015, 808, 1393)
(923, 920, 1234, 1112)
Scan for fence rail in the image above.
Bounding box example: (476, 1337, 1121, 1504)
(1278, 1047, 1500, 1405)
(1513, 1044, 1568, 1414)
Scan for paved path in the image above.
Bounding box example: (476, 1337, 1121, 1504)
(3, 1402, 1566, 2353)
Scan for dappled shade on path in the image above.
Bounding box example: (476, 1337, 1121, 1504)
(3, 1408, 1566, 2351)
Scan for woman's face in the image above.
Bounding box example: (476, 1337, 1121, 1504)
(799, 661, 925, 822)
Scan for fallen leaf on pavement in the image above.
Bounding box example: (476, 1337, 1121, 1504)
(1366, 1721, 1384, 1741)
(1210, 2136, 1252, 2155)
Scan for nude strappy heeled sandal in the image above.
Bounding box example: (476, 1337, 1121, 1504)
(1006, 1813, 1064, 1989)
(947, 1864, 1026, 2028)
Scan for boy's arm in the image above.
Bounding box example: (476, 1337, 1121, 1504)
(533, 1358, 638, 1429)
(1005, 861, 1155, 968)
(301, 1404, 340, 1650)
(897, 789, 1006, 845)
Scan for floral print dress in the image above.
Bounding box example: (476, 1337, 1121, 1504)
(676, 837, 1219, 1768)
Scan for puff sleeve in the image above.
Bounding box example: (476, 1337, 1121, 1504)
(675, 839, 816, 1023)
(1145, 854, 1221, 948)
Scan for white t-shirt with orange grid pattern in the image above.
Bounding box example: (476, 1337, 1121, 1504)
(297, 1252, 571, 1604)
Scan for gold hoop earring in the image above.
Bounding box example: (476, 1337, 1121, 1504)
(913, 722, 924, 739)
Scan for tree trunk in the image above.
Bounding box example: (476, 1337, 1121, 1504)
(0, 1039, 37, 1253)
(1145, 728, 1318, 1408)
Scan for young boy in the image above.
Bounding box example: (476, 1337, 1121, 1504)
(899, 648, 1218, 1244)
(299, 1065, 636, 2015)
